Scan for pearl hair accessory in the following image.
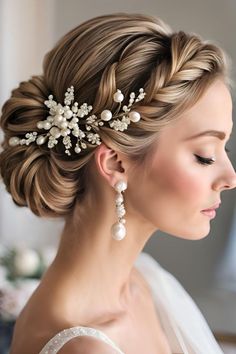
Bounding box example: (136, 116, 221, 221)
(8, 86, 146, 156)
(111, 180, 128, 241)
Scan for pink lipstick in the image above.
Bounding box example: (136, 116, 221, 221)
(201, 203, 220, 219)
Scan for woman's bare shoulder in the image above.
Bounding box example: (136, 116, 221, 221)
(9, 264, 145, 354)
(11, 315, 120, 354)
(8, 288, 71, 354)
(9, 313, 60, 354)
(9, 283, 120, 354)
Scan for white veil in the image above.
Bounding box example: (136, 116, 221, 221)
(135, 252, 224, 354)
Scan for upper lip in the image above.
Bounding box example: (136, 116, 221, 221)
(202, 202, 221, 211)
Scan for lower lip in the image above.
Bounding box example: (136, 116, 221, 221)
(201, 210, 216, 218)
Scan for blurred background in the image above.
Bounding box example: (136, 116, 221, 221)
(0, 0, 236, 352)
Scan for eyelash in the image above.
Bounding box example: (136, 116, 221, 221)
(195, 147, 231, 166)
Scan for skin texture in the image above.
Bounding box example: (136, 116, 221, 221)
(9, 79, 236, 354)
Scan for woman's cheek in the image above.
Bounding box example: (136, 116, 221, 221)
(154, 156, 205, 207)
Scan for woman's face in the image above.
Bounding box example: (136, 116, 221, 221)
(128, 79, 236, 239)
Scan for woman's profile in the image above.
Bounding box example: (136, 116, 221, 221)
(0, 12, 236, 354)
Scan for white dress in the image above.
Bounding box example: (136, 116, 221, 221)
(38, 252, 224, 354)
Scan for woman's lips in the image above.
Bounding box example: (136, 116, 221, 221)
(201, 209, 216, 218)
(201, 203, 220, 219)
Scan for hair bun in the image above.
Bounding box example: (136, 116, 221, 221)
(0, 75, 91, 218)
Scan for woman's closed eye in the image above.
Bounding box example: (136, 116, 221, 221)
(194, 147, 230, 166)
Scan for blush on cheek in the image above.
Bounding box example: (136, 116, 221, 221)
(152, 159, 204, 212)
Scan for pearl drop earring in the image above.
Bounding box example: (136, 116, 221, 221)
(111, 180, 127, 241)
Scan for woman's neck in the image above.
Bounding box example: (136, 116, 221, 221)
(48, 201, 155, 322)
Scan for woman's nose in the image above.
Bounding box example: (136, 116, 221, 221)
(213, 164, 236, 191)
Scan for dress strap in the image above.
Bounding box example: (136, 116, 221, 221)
(39, 325, 125, 354)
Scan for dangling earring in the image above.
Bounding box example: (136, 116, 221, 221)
(111, 180, 127, 241)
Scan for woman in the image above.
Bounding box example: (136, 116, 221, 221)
(0, 12, 235, 354)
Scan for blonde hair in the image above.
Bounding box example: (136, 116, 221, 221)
(0, 12, 233, 219)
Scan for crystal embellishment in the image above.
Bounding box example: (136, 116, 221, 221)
(38, 325, 125, 354)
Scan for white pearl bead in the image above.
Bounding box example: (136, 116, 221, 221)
(113, 91, 124, 103)
(64, 109, 73, 119)
(101, 110, 112, 121)
(53, 115, 63, 124)
(61, 129, 70, 136)
(9, 136, 20, 146)
(56, 107, 64, 115)
(72, 106, 78, 113)
(75, 146, 81, 153)
(37, 121, 44, 129)
(43, 121, 52, 130)
(60, 121, 68, 129)
(50, 127, 61, 138)
(129, 111, 141, 122)
(111, 222, 126, 240)
(114, 180, 127, 193)
(36, 135, 47, 145)
(47, 116, 54, 122)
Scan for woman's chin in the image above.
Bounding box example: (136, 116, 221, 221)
(169, 225, 211, 240)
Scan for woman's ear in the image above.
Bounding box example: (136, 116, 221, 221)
(94, 143, 127, 188)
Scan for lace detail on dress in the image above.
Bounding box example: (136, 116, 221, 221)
(39, 325, 125, 354)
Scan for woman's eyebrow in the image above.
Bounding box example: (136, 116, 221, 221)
(184, 130, 228, 141)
